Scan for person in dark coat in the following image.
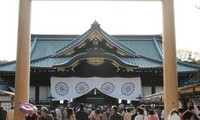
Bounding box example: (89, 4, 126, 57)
(76, 103, 88, 120)
(0, 106, 7, 120)
(183, 106, 199, 120)
(26, 113, 39, 120)
(109, 105, 122, 120)
(39, 107, 54, 120)
(182, 111, 194, 120)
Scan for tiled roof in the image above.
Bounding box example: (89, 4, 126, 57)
(0, 61, 16, 72)
(120, 39, 162, 60)
(54, 21, 138, 57)
(0, 80, 9, 91)
(0, 22, 199, 73)
(31, 57, 71, 68)
(31, 36, 75, 60)
(0, 84, 8, 91)
(177, 62, 200, 73)
(121, 57, 162, 69)
(97, 29, 138, 56)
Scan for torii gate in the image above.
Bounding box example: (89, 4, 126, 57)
(15, 0, 178, 119)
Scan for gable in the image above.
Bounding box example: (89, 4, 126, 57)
(53, 21, 138, 58)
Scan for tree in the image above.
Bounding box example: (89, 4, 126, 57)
(196, 59, 200, 64)
(0, 60, 8, 64)
(177, 49, 200, 65)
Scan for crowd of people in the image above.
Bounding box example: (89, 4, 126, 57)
(167, 106, 200, 120)
(0, 102, 200, 120)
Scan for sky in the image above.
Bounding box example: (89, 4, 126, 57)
(0, 0, 200, 61)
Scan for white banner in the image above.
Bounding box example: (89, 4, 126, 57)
(51, 77, 141, 101)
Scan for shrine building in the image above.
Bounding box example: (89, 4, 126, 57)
(0, 21, 199, 105)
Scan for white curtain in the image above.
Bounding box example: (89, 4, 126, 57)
(51, 77, 141, 101)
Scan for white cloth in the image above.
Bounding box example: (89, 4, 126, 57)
(55, 108, 63, 120)
(167, 113, 180, 120)
(143, 110, 147, 117)
(134, 114, 147, 120)
(89, 110, 95, 119)
(161, 110, 165, 119)
(193, 100, 200, 119)
(51, 77, 141, 101)
(124, 112, 133, 120)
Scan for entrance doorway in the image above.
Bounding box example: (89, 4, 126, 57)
(86, 97, 104, 104)
(74, 89, 117, 105)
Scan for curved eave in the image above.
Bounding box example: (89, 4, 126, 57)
(0, 71, 15, 73)
(30, 57, 71, 68)
(121, 57, 163, 69)
(30, 66, 53, 69)
(53, 52, 138, 68)
(0, 57, 199, 73)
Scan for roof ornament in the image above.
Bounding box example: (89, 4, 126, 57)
(91, 20, 100, 28)
(87, 57, 104, 66)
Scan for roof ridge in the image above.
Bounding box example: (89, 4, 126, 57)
(136, 54, 163, 64)
(53, 27, 94, 56)
(98, 27, 137, 56)
(97, 31, 164, 65)
(0, 60, 16, 67)
(30, 55, 52, 64)
(50, 21, 164, 60)
(153, 37, 163, 59)
(51, 21, 140, 57)
(31, 37, 38, 56)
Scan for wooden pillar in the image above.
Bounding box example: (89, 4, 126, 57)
(14, 0, 31, 120)
(162, 0, 178, 118)
(152, 76, 156, 94)
(151, 83, 156, 94)
(35, 85, 40, 104)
